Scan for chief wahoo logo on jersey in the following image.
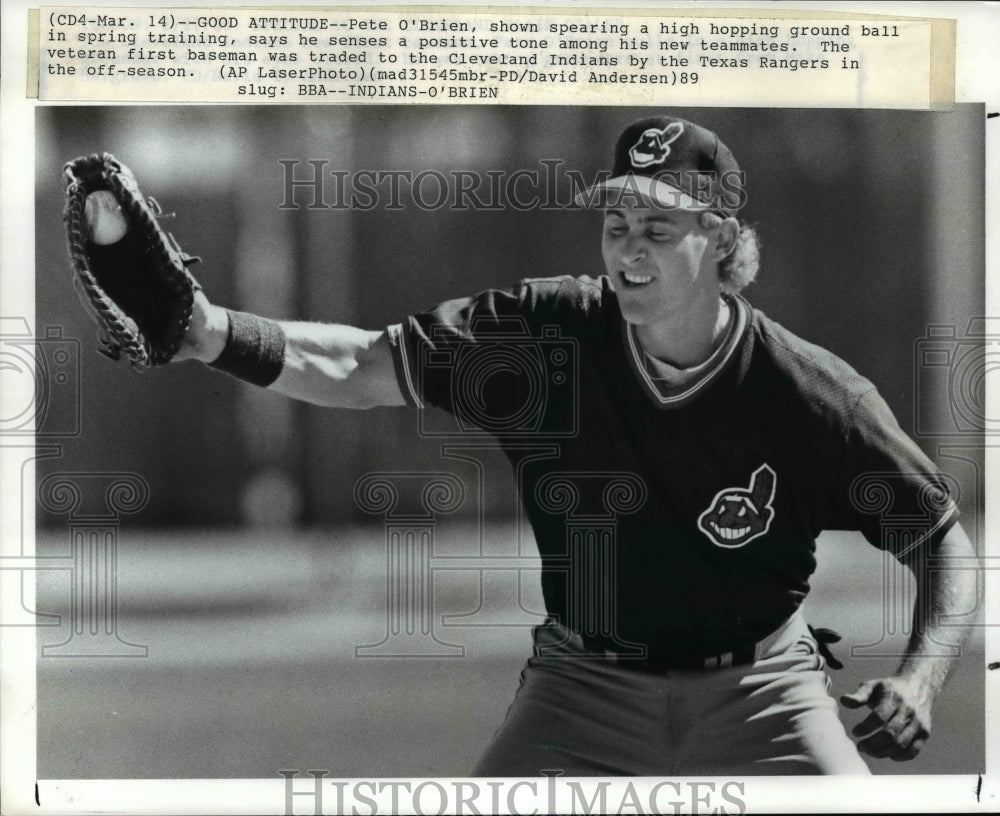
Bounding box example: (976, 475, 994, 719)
(697, 464, 777, 548)
(628, 121, 684, 168)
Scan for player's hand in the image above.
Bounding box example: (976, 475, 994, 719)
(173, 290, 229, 364)
(840, 676, 932, 761)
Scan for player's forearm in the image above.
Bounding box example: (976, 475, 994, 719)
(271, 322, 399, 408)
(895, 524, 977, 696)
(182, 294, 403, 408)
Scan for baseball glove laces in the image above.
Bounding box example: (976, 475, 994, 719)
(63, 152, 202, 368)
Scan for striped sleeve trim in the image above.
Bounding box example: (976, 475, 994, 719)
(895, 501, 960, 559)
(386, 323, 423, 409)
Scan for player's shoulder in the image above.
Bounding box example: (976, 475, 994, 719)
(517, 273, 611, 305)
(747, 303, 876, 412)
(514, 274, 616, 324)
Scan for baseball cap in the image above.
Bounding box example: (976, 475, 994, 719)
(577, 115, 745, 216)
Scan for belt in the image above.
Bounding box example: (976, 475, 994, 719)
(600, 646, 757, 673)
(532, 619, 764, 673)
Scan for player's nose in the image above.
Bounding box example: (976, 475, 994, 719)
(619, 234, 646, 266)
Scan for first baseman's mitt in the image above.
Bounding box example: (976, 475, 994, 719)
(63, 152, 201, 367)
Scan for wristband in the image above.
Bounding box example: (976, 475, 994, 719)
(209, 309, 286, 387)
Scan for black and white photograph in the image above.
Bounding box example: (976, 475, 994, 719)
(3, 2, 998, 815)
(32, 101, 987, 774)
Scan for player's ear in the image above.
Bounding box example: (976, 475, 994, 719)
(710, 217, 740, 260)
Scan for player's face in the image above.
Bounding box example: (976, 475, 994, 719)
(601, 203, 721, 328)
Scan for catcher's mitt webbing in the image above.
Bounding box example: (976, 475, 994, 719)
(64, 152, 201, 367)
(209, 309, 286, 387)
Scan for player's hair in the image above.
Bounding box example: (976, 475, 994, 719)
(699, 211, 761, 293)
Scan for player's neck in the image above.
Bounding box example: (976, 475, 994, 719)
(635, 294, 731, 369)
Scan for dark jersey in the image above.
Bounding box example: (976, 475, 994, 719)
(386, 275, 958, 658)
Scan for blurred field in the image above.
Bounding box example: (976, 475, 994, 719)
(35, 524, 985, 779)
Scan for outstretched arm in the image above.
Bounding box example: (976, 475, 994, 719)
(840, 522, 978, 761)
(174, 291, 407, 409)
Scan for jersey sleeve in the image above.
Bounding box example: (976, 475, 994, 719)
(826, 388, 959, 557)
(385, 280, 572, 426)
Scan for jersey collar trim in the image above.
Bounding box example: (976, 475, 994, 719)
(623, 295, 749, 409)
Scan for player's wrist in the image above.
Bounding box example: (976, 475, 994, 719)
(895, 656, 945, 698)
(208, 308, 286, 387)
(175, 292, 229, 364)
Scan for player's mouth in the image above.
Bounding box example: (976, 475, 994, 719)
(708, 521, 751, 541)
(619, 271, 654, 288)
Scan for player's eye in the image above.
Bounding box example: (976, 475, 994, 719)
(647, 230, 672, 242)
(605, 225, 627, 238)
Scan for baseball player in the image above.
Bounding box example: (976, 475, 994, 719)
(72, 114, 977, 776)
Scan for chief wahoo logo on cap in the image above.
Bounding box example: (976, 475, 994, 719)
(628, 122, 685, 169)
